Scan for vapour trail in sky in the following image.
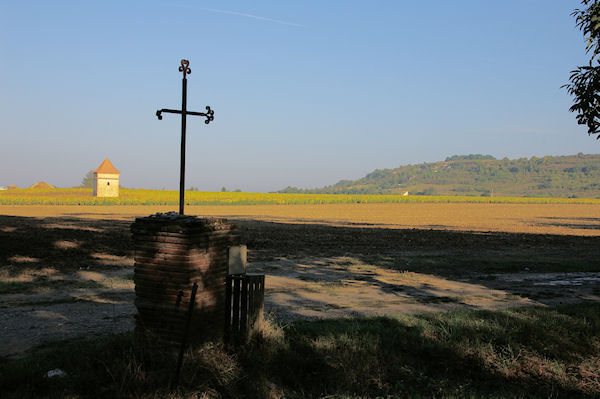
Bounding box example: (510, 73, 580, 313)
(205, 8, 307, 28)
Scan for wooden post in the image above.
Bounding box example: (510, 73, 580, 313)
(248, 279, 255, 327)
(240, 278, 248, 336)
(232, 278, 240, 332)
(225, 275, 232, 341)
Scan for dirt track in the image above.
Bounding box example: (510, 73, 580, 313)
(1, 204, 599, 358)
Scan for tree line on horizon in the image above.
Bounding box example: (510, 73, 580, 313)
(279, 153, 600, 198)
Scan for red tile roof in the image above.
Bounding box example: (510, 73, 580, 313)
(94, 158, 120, 175)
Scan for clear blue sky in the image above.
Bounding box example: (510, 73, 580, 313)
(1, 1, 596, 191)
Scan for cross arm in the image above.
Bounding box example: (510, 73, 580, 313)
(156, 106, 215, 124)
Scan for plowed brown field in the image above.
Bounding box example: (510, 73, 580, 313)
(1, 202, 599, 235)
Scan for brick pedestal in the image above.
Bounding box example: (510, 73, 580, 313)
(131, 213, 239, 346)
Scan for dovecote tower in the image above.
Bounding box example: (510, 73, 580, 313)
(93, 158, 120, 197)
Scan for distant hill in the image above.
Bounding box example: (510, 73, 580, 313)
(279, 153, 600, 198)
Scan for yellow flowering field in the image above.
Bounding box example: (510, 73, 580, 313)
(1, 187, 600, 205)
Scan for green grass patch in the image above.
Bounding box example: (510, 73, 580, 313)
(1, 303, 599, 398)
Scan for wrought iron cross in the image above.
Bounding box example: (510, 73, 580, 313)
(156, 59, 214, 215)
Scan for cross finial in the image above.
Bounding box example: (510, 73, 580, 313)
(179, 59, 191, 78)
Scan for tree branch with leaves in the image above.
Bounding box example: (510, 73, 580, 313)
(564, 0, 600, 139)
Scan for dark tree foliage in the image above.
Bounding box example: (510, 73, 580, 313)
(445, 154, 496, 162)
(564, 0, 600, 138)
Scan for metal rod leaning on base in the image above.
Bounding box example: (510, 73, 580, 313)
(171, 282, 199, 389)
(156, 59, 215, 215)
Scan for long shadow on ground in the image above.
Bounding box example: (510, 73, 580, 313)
(0, 215, 132, 276)
(1, 215, 599, 358)
(2, 215, 599, 307)
(235, 219, 600, 275)
(2, 215, 597, 278)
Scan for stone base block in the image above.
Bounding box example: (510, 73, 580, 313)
(131, 212, 239, 346)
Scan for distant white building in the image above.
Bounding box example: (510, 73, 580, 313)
(93, 158, 120, 197)
(0, 186, 7, 191)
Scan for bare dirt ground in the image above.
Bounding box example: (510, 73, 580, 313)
(1, 204, 599, 358)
